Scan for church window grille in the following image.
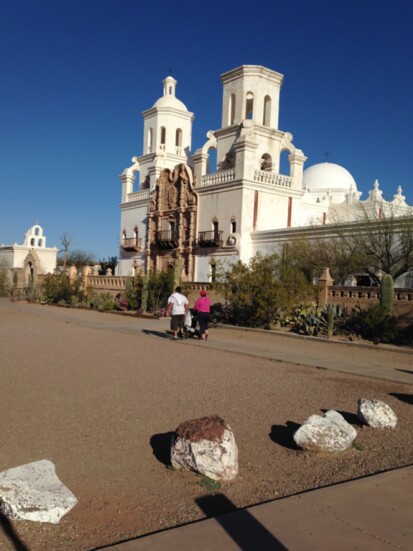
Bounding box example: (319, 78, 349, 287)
(245, 92, 254, 119)
(148, 128, 153, 153)
(229, 93, 236, 125)
(213, 220, 219, 238)
(211, 262, 216, 283)
(263, 95, 271, 126)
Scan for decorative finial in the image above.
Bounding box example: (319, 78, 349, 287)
(324, 152, 329, 162)
(168, 67, 173, 75)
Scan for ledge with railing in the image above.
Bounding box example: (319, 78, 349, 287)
(253, 170, 293, 188)
(128, 189, 151, 202)
(200, 169, 235, 187)
(154, 230, 179, 249)
(198, 230, 223, 248)
(121, 237, 142, 252)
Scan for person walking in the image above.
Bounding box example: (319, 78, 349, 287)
(167, 286, 189, 340)
(194, 289, 211, 341)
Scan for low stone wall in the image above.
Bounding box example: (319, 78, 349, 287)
(325, 285, 413, 325)
(86, 276, 127, 297)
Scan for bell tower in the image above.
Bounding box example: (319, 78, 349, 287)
(137, 75, 195, 190)
(220, 65, 284, 129)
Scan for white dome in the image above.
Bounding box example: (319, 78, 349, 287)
(153, 95, 188, 111)
(153, 75, 188, 111)
(303, 162, 357, 192)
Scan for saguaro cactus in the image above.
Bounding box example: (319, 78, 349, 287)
(327, 304, 336, 339)
(380, 273, 394, 314)
(141, 274, 148, 312)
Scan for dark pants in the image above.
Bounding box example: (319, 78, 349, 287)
(197, 312, 210, 336)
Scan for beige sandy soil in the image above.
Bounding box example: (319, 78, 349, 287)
(0, 300, 412, 551)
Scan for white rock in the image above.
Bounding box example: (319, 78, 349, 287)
(171, 416, 238, 480)
(358, 399, 398, 428)
(0, 459, 78, 524)
(293, 410, 357, 452)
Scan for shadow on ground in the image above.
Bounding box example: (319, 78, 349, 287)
(150, 432, 175, 466)
(269, 422, 300, 450)
(0, 512, 30, 550)
(196, 494, 288, 550)
(142, 329, 170, 339)
(389, 392, 413, 405)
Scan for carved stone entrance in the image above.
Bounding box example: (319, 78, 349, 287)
(147, 164, 198, 281)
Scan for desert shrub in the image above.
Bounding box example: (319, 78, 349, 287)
(146, 268, 174, 312)
(88, 291, 116, 311)
(42, 273, 84, 304)
(0, 269, 9, 297)
(124, 274, 143, 310)
(348, 303, 401, 344)
(222, 253, 315, 329)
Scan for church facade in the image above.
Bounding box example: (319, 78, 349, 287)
(117, 65, 412, 282)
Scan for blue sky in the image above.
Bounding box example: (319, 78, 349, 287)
(1, 0, 412, 260)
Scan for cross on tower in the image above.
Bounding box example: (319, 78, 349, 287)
(324, 152, 329, 162)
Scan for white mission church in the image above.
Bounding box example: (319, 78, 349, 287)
(117, 65, 412, 282)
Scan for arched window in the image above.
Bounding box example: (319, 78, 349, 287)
(30, 238, 35, 246)
(207, 147, 217, 174)
(175, 128, 182, 147)
(34, 227, 40, 236)
(160, 127, 166, 145)
(260, 153, 272, 171)
(148, 128, 153, 153)
(38, 239, 43, 247)
(213, 219, 219, 238)
(263, 95, 271, 126)
(229, 93, 236, 125)
(280, 149, 291, 176)
(245, 92, 254, 119)
(210, 259, 217, 283)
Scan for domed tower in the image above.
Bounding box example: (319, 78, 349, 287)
(138, 75, 194, 190)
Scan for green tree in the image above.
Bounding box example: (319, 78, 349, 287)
(336, 208, 413, 283)
(223, 253, 314, 328)
(98, 256, 118, 275)
(286, 235, 365, 285)
(66, 249, 96, 270)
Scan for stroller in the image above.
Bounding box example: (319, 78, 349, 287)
(184, 309, 200, 339)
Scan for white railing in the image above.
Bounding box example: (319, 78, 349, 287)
(254, 170, 293, 188)
(128, 189, 150, 202)
(200, 169, 235, 187)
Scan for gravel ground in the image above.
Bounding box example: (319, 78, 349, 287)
(0, 300, 412, 551)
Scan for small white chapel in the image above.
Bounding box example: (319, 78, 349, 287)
(117, 65, 412, 282)
(0, 224, 58, 285)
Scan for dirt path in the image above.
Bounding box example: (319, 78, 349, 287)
(0, 300, 412, 551)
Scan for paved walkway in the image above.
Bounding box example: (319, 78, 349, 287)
(5, 301, 412, 384)
(99, 465, 413, 550)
